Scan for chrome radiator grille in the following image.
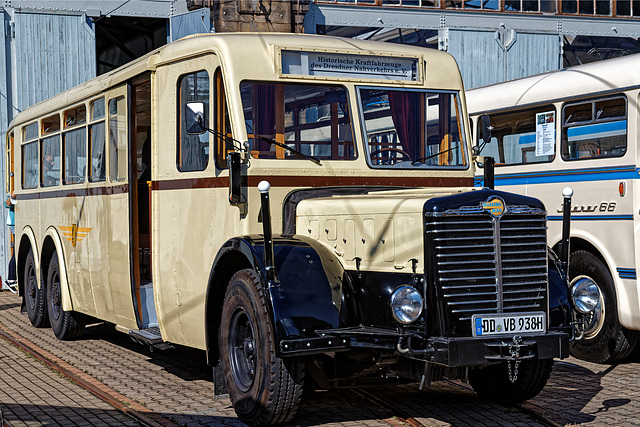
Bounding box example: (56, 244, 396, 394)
(425, 205, 548, 335)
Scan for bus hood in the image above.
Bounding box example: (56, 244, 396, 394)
(295, 187, 474, 273)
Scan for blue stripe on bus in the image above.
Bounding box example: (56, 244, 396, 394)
(547, 215, 634, 221)
(617, 267, 637, 280)
(475, 165, 639, 187)
(567, 120, 626, 141)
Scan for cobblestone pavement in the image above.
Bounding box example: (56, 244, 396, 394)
(0, 291, 638, 426)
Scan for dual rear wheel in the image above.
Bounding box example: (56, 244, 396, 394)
(22, 248, 85, 340)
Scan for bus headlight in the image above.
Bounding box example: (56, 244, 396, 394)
(390, 286, 423, 324)
(570, 276, 601, 314)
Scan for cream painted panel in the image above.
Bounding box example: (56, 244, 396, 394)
(154, 55, 221, 349)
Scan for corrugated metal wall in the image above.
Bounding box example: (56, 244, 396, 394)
(11, 11, 97, 112)
(447, 29, 561, 89)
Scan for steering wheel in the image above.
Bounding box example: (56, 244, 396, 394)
(369, 147, 411, 164)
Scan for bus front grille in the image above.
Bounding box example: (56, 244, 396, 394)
(425, 205, 548, 336)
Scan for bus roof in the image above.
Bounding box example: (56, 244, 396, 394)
(9, 32, 462, 130)
(466, 53, 640, 115)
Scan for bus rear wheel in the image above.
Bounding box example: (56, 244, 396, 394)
(219, 269, 304, 426)
(46, 252, 85, 340)
(569, 250, 638, 363)
(24, 248, 49, 328)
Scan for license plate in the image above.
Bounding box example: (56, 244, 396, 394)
(472, 312, 546, 337)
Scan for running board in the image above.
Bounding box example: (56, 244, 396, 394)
(129, 327, 173, 350)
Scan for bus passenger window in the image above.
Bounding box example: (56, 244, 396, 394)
(562, 96, 627, 160)
(63, 128, 86, 185)
(109, 96, 127, 182)
(89, 98, 106, 182)
(63, 104, 87, 185)
(41, 135, 60, 187)
(22, 123, 38, 189)
(178, 70, 210, 172)
(476, 105, 556, 166)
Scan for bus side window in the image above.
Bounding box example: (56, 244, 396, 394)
(89, 98, 106, 182)
(476, 105, 556, 166)
(178, 70, 210, 172)
(109, 96, 127, 182)
(63, 104, 87, 185)
(562, 96, 627, 160)
(22, 122, 39, 189)
(214, 69, 233, 169)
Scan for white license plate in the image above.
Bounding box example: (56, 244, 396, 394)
(472, 312, 546, 337)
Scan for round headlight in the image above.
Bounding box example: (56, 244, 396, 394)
(571, 276, 601, 315)
(390, 286, 423, 324)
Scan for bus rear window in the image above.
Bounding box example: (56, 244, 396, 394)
(240, 82, 355, 161)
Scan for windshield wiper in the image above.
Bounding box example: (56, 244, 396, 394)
(257, 136, 322, 166)
(411, 145, 459, 165)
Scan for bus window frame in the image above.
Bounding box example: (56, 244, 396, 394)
(561, 95, 628, 161)
(88, 97, 107, 183)
(475, 104, 557, 167)
(62, 102, 88, 185)
(177, 69, 211, 173)
(358, 86, 468, 170)
(239, 80, 357, 162)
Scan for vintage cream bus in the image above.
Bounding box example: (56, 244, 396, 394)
(8, 33, 580, 425)
(467, 54, 640, 364)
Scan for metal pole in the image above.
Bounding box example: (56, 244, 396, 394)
(484, 156, 495, 189)
(561, 187, 573, 274)
(258, 181, 275, 281)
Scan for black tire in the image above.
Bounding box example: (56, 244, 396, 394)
(46, 252, 85, 340)
(219, 269, 304, 426)
(569, 250, 638, 363)
(23, 248, 49, 328)
(469, 359, 554, 406)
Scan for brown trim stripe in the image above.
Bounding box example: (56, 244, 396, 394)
(18, 176, 473, 199)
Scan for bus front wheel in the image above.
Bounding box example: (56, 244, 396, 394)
(219, 269, 304, 426)
(46, 252, 85, 340)
(24, 248, 49, 328)
(569, 250, 638, 363)
(469, 359, 553, 406)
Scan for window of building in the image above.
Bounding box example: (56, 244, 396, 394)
(562, 96, 627, 160)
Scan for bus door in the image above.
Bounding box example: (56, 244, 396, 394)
(130, 75, 155, 331)
(88, 84, 137, 328)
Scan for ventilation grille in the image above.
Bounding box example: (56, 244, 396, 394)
(426, 205, 547, 334)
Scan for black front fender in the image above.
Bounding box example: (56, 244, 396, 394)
(206, 235, 345, 364)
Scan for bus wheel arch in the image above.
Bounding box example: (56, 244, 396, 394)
(41, 229, 73, 312)
(205, 248, 253, 367)
(45, 251, 86, 340)
(562, 242, 639, 362)
(219, 268, 304, 426)
(17, 229, 37, 298)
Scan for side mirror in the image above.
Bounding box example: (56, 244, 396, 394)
(185, 102, 206, 135)
(480, 114, 492, 147)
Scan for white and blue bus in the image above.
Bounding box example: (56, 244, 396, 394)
(467, 54, 640, 363)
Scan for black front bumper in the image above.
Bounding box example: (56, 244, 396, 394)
(280, 327, 569, 367)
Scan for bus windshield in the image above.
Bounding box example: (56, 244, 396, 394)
(360, 88, 466, 169)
